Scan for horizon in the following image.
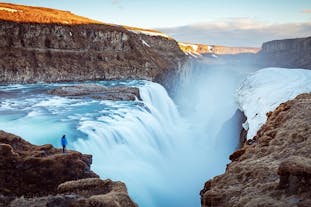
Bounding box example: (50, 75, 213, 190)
(1, 0, 311, 47)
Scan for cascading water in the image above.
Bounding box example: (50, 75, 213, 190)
(0, 57, 258, 207)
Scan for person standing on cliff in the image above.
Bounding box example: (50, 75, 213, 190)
(61, 134, 68, 153)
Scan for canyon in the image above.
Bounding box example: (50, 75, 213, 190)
(0, 2, 311, 207)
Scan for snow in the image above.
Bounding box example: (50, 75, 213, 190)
(141, 39, 150, 47)
(128, 29, 169, 38)
(236, 67, 311, 139)
(0, 7, 21, 13)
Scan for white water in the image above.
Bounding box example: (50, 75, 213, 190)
(0, 60, 257, 206)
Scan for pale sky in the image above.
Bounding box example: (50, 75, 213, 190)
(2, 0, 311, 46)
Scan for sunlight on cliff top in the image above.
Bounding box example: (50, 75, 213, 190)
(0, 2, 171, 39)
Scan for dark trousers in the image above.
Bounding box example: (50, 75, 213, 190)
(62, 145, 66, 153)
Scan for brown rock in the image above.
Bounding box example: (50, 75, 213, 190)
(48, 84, 141, 101)
(278, 156, 311, 193)
(57, 178, 127, 197)
(0, 3, 186, 96)
(7, 178, 138, 207)
(229, 149, 246, 161)
(88, 192, 138, 207)
(201, 93, 311, 207)
(0, 130, 98, 197)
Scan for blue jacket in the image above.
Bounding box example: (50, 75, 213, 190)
(61, 137, 68, 146)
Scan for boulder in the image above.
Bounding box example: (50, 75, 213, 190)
(57, 178, 127, 197)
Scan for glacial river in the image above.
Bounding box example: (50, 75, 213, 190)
(0, 59, 257, 207)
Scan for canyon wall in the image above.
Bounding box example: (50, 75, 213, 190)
(0, 3, 186, 94)
(257, 36, 311, 69)
(178, 42, 260, 56)
(0, 130, 138, 207)
(200, 93, 311, 207)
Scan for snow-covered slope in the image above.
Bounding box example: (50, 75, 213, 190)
(236, 67, 311, 139)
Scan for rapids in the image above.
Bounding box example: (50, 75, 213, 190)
(0, 59, 257, 207)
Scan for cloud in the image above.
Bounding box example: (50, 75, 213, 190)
(157, 18, 311, 47)
(302, 9, 311, 13)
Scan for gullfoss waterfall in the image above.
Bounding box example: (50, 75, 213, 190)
(0, 60, 256, 206)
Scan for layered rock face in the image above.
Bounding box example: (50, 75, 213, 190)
(200, 93, 311, 207)
(258, 36, 311, 69)
(0, 130, 137, 207)
(48, 84, 141, 101)
(0, 3, 185, 94)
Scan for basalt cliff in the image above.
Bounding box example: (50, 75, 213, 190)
(257, 36, 311, 69)
(0, 3, 185, 94)
(200, 93, 311, 207)
(0, 130, 137, 207)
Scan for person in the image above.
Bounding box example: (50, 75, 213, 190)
(61, 134, 68, 153)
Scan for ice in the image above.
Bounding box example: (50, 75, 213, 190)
(236, 67, 311, 139)
(141, 39, 150, 47)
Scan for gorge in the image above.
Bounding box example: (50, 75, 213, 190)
(1, 2, 311, 207)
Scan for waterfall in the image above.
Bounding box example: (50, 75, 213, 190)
(0, 58, 258, 207)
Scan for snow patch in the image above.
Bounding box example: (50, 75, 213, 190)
(236, 67, 311, 139)
(142, 39, 150, 47)
(0, 7, 21, 13)
(128, 29, 169, 38)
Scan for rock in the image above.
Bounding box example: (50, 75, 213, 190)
(201, 93, 311, 207)
(88, 192, 138, 207)
(8, 179, 138, 207)
(278, 156, 311, 193)
(0, 131, 138, 206)
(0, 130, 98, 197)
(257, 36, 311, 69)
(48, 84, 141, 101)
(8, 194, 80, 207)
(57, 178, 127, 197)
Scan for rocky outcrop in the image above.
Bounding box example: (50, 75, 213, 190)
(0, 130, 137, 207)
(257, 36, 311, 69)
(200, 93, 311, 207)
(178, 42, 259, 56)
(48, 84, 141, 101)
(0, 3, 186, 95)
(0, 130, 98, 197)
(8, 178, 137, 207)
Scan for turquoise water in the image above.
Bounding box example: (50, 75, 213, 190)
(0, 62, 251, 206)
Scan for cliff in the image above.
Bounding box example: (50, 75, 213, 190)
(0, 3, 185, 94)
(200, 93, 311, 207)
(0, 130, 137, 207)
(257, 36, 311, 69)
(178, 42, 259, 57)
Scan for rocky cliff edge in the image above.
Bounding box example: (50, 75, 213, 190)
(257, 36, 311, 69)
(0, 3, 186, 95)
(200, 93, 311, 207)
(0, 130, 137, 207)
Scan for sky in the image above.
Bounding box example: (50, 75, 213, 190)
(2, 0, 311, 46)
